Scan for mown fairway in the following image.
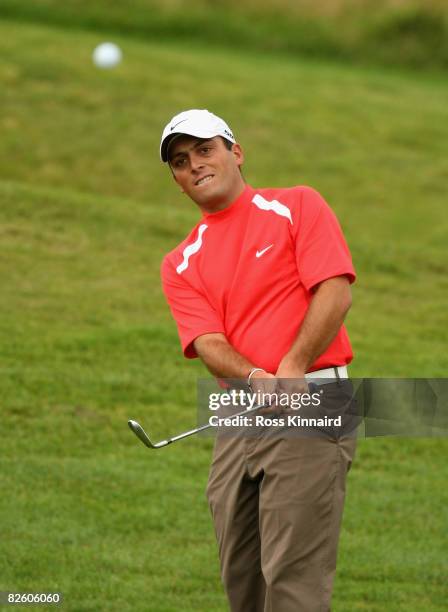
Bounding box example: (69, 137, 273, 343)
(1, 15, 447, 612)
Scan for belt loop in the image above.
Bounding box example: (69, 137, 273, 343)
(334, 366, 342, 386)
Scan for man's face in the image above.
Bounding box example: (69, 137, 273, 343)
(168, 135, 245, 213)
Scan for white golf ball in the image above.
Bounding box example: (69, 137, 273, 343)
(92, 42, 122, 69)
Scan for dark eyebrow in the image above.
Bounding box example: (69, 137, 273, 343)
(169, 138, 215, 161)
(194, 139, 214, 148)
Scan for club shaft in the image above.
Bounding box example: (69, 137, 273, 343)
(129, 402, 270, 449)
(165, 402, 268, 443)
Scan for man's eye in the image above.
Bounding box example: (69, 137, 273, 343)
(174, 158, 186, 168)
(200, 147, 212, 154)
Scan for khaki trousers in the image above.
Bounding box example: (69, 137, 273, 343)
(206, 422, 357, 612)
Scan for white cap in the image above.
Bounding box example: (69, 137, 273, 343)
(160, 109, 236, 162)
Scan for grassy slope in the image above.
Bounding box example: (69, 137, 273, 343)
(1, 0, 448, 70)
(2, 20, 447, 377)
(0, 19, 447, 612)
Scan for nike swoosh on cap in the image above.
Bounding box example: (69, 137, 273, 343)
(170, 119, 188, 132)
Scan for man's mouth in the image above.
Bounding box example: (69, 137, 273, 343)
(195, 175, 214, 186)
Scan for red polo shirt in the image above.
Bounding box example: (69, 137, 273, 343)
(161, 184, 356, 373)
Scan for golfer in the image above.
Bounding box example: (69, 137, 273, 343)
(159, 109, 358, 611)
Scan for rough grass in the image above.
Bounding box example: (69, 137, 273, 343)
(1, 0, 448, 70)
(0, 17, 447, 612)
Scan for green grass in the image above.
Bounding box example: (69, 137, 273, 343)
(1, 0, 448, 70)
(0, 17, 447, 612)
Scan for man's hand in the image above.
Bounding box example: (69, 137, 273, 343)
(274, 357, 309, 412)
(249, 370, 280, 415)
(249, 370, 277, 395)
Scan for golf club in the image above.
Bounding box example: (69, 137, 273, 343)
(128, 401, 270, 450)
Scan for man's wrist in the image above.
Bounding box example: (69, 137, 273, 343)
(247, 367, 266, 390)
(277, 353, 310, 377)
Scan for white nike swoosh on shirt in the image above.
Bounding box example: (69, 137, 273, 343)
(256, 244, 274, 258)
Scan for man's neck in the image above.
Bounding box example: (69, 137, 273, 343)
(198, 180, 247, 215)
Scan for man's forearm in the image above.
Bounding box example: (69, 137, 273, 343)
(278, 276, 352, 376)
(194, 277, 352, 380)
(193, 333, 256, 379)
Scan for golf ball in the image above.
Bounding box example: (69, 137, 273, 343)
(92, 42, 122, 69)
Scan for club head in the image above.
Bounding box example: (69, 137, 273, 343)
(128, 420, 169, 449)
(128, 419, 156, 448)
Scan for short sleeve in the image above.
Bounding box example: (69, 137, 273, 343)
(161, 256, 225, 358)
(294, 187, 356, 291)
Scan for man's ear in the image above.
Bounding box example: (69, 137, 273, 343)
(232, 143, 244, 167)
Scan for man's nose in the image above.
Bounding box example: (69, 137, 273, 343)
(190, 154, 204, 172)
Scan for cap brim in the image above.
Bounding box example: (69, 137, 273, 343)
(160, 128, 234, 162)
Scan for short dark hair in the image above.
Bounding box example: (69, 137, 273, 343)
(221, 137, 233, 151)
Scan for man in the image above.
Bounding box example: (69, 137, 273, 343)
(159, 109, 357, 611)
